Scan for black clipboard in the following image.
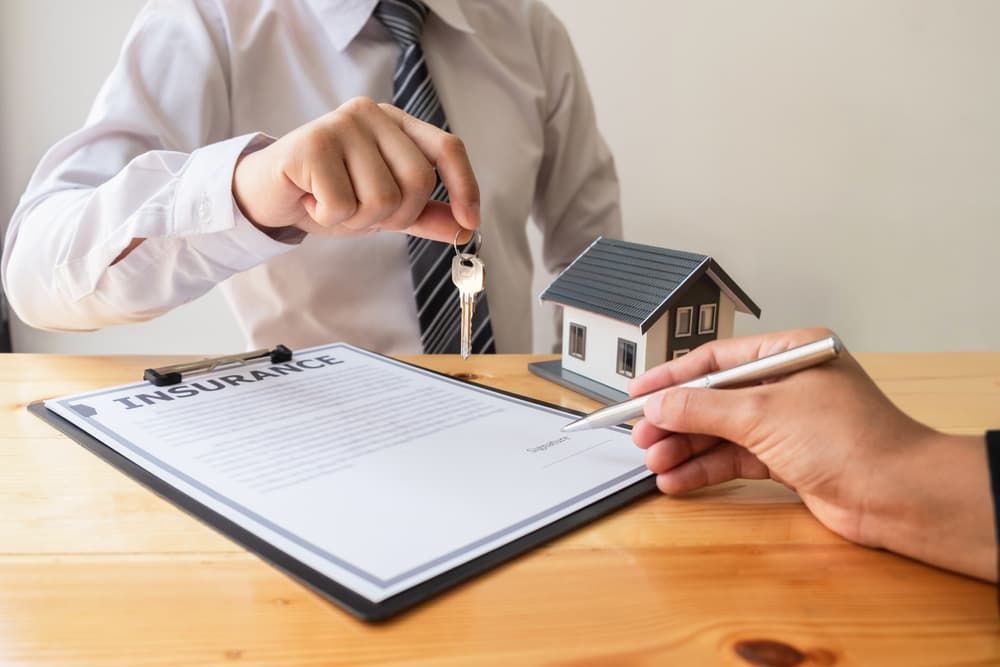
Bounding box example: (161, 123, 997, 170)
(28, 354, 656, 622)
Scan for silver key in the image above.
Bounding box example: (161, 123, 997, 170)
(451, 252, 485, 359)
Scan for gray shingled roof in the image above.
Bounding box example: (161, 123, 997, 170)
(539, 237, 761, 333)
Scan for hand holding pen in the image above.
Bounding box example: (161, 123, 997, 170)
(563, 335, 842, 432)
(621, 327, 994, 583)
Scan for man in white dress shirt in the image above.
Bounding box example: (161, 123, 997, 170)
(2, 0, 621, 353)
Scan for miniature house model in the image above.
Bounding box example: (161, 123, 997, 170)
(530, 237, 761, 404)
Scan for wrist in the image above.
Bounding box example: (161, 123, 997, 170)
(232, 150, 305, 244)
(863, 430, 995, 581)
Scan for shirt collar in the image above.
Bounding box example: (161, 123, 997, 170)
(308, 0, 474, 52)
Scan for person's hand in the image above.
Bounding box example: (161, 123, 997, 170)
(631, 327, 996, 582)
(232, 97, 480, 242)
(630, 328, 937, 547)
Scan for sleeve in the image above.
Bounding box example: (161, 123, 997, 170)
(527, 3, 622, 269)
(0, 0, 294, 332)
(986, 430, 1000, 605)
(526, 3, 623, 346)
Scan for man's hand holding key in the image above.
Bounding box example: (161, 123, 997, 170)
(232, 98, 481, 244)
(231, 97, 492, 360)
(112, 99, 481, 264)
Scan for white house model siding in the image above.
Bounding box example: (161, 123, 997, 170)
(561, 295, 741, 394)
(561, 307, 669, 394)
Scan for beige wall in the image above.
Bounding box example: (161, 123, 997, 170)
(3, 1, 999, 354)
(538, 0, 1000, 353)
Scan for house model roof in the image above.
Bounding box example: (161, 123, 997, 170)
(539, 237, 761, 333)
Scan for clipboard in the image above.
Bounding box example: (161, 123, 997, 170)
(28, 346, 656, 622)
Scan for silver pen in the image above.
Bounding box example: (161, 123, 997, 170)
(561, 335, 843, 432)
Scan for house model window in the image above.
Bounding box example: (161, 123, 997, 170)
(569, 323, 586, 360)
(616, 338, 637, 378)
(675, 306, 693, 337)
(698, 303, 717, 335)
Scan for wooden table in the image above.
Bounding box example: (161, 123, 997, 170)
(1, 352, 997, 666)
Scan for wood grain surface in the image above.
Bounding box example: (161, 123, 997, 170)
(1, 352, 997, 666)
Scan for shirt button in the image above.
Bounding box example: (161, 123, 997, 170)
(198, 196, 211, 223)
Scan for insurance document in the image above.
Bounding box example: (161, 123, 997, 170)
(45, 344, 650, 603)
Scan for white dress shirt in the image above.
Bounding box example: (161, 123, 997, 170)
(2, 0, 621, 353)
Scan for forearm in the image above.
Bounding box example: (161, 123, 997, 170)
(869, 432, 996, 582)
(0, 1, 302, 332)
(4, 202, 275, 332)
(2, 136, 290, 331)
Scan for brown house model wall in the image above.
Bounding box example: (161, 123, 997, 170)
(666, 276, 720, 358)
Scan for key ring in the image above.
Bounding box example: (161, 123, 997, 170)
(453, 229, 483, 256)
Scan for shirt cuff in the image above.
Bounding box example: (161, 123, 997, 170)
(176, 133, 303, 270)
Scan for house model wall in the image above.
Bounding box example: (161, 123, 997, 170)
(536, 238, 760, 401)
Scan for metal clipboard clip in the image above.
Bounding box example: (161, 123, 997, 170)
(143, 344, 293, 387)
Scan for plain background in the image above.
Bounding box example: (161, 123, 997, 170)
(1, 0, 997, 355)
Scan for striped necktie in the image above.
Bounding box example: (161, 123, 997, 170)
(374, 0, 496, 355)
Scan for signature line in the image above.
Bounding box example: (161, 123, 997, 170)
(542, 439, 615, 469)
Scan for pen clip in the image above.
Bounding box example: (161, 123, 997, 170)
(143, 344, 293, 386)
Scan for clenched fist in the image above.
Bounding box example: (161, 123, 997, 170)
(232, 97, 480, 243)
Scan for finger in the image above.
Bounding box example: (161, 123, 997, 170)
(644, 384, 769, 447)
(645, 433, 722, 475)
(364, 111, 438, 231)
(631, 418, 669, 449)
(307, 155, 359, 227)
(402, 200, 468, 243)
(337, 131, 403, 231)
(656, 441, 770, 495)
(379, 103, 481, 231)
(628, 327, 836, 397)
(293, 217, 379, 238)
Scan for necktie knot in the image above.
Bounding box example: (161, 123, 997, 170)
(374, 0, 430, 50)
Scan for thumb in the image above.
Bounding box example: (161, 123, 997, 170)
(404, 200, 465, 243)
(644, 386, 764, 447)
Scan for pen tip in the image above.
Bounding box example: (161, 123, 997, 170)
(561, 419, 587, 433)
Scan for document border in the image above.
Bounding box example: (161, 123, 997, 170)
(28, 352, 656, 621)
